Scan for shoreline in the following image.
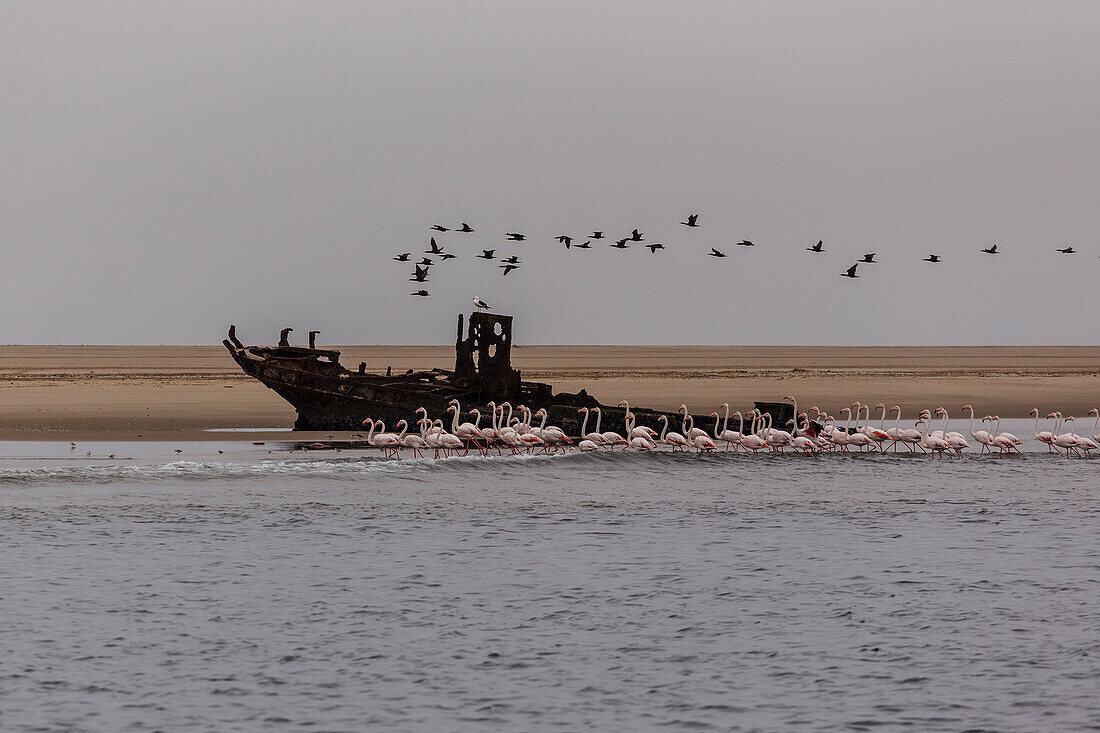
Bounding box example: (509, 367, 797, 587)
(1, 345, 1097, 440)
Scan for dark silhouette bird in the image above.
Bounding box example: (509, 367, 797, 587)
(426, 238, 444, 254)
(1056, 246, 1076, 254)
(418, 257, 433, 266)
(860, 253, 876, 263)
(575, 240, 592, 249)
(737, 240, 754, 247)
(477, 250, 496, 260)
(591, 231, 604, 239)
(840, 264, 859, 278)
(506, 232, 526, 241)
(411, 289, 430, 297)
(472, 296, 490, 311)
(393, 252, 411, 262)
(681, 213, 699, 227)
(807, 240, 824, 252)
(630, 228, 644, 241)
(646, 243, 665, 253)
(439, 252, 457, 261)
(708, 248, 726, 258)
(409, 265, 430, 282)
(430, 225, 448, 232)
(458, 223, 474, 233)
(501, 255, 521, 264)
(924, 254, 941, 263)
(611, 239, 629, 249)
(557, 235, 573, 248)
(981, 244, 998, 254)
(500, 264, 519, 276)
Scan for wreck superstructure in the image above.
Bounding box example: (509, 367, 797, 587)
(224, 312, 792, 436)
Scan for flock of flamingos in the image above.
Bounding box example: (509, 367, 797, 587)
(358, 397, 1100, 460)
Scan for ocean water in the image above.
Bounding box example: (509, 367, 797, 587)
(1, 421, 1098, 731)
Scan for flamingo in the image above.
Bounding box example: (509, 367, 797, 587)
(395, 420, 428, 458)
(962, 404, 994, 453)
(990, 417, 1022, 447)
(578, 408, 606, 446)
(827, 409, 853, 452)
(619, 401, 657, 440)
(625, 414, 657, 450)
(447, 400, 484, 454)
(480, 402, 499, 446)
(679, 405, 709, 440)
(1090, 409, 1100, 444)
(657, 415, 692, 450)
(1031, 408, 1055, 451)
(984, 416, 1021, 455)
(935, 408, 969, 455)
(368, 419, 401, 457)
(759, 413, 792, 453)
(889, 406, 924, 452)
(715, 404, 742, 450)
(597, 406, 626, 449)
(533, 408, 571, 452)
(917, 416, 952, 458)
(739, 410, 769, 454)
(844, 406, 874, 451)
(1050, 412, 1082, 457)
(787, 414, 819, 454)
(1062, 416, 1098, 455)
(683, 415, 717, 452)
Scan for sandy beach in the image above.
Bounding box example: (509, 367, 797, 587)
(1, 345, 1097, 440)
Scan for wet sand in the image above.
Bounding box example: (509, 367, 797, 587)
(1, 345, 1097, 440)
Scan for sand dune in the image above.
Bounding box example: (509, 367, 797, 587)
(0, 345, 1096, 439)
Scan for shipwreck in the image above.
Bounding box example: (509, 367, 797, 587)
(224, 312, 792, 437)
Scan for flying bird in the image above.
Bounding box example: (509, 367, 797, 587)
(807, 241, 824, 252)
(575, 240, 592, 249)
(557, 235, 573, 248)
(500, 264, 519, 276)
(430, 225, 449, 232)
(840, 263, 859, 278)
(501, 255, 521, 264)
(590, 231, 604, 239)
(630, 229, 644, 241)
(736, 240, 754, 247)
(924, 254, 941, 263)
(426, 238, 444, 254)
(681, 214, 699, 227)
(708, 248, 727, 258)
(472, 296, 490, 311)
(477, 250, 496, 260)
(411, 289, 430, 297)
(505, 232, 526, 241)
(439, 252, 457, 261)
(1056, 246, 1076, 254)
(458, 223, 474, 233)
(393, 252, 411, 262)
(418, 257, 433, 266)
(981, 244, 998, 254)
(860, 253, 876, 263)
(409, 265, 430, 282)
(646, 243, 665, 253)
(611, 240, 629, 249)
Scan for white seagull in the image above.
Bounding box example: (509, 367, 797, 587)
(472, 296, 490, 312)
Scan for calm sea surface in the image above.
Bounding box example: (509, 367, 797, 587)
(2, 421, 1098, 731)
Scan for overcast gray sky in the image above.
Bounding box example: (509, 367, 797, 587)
(2, 1, 1098, 345)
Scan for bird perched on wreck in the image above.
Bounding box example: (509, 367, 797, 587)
(681, 213, 699, 227)
(840, 263, 859, 278)
(472, 296, 490, 312)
